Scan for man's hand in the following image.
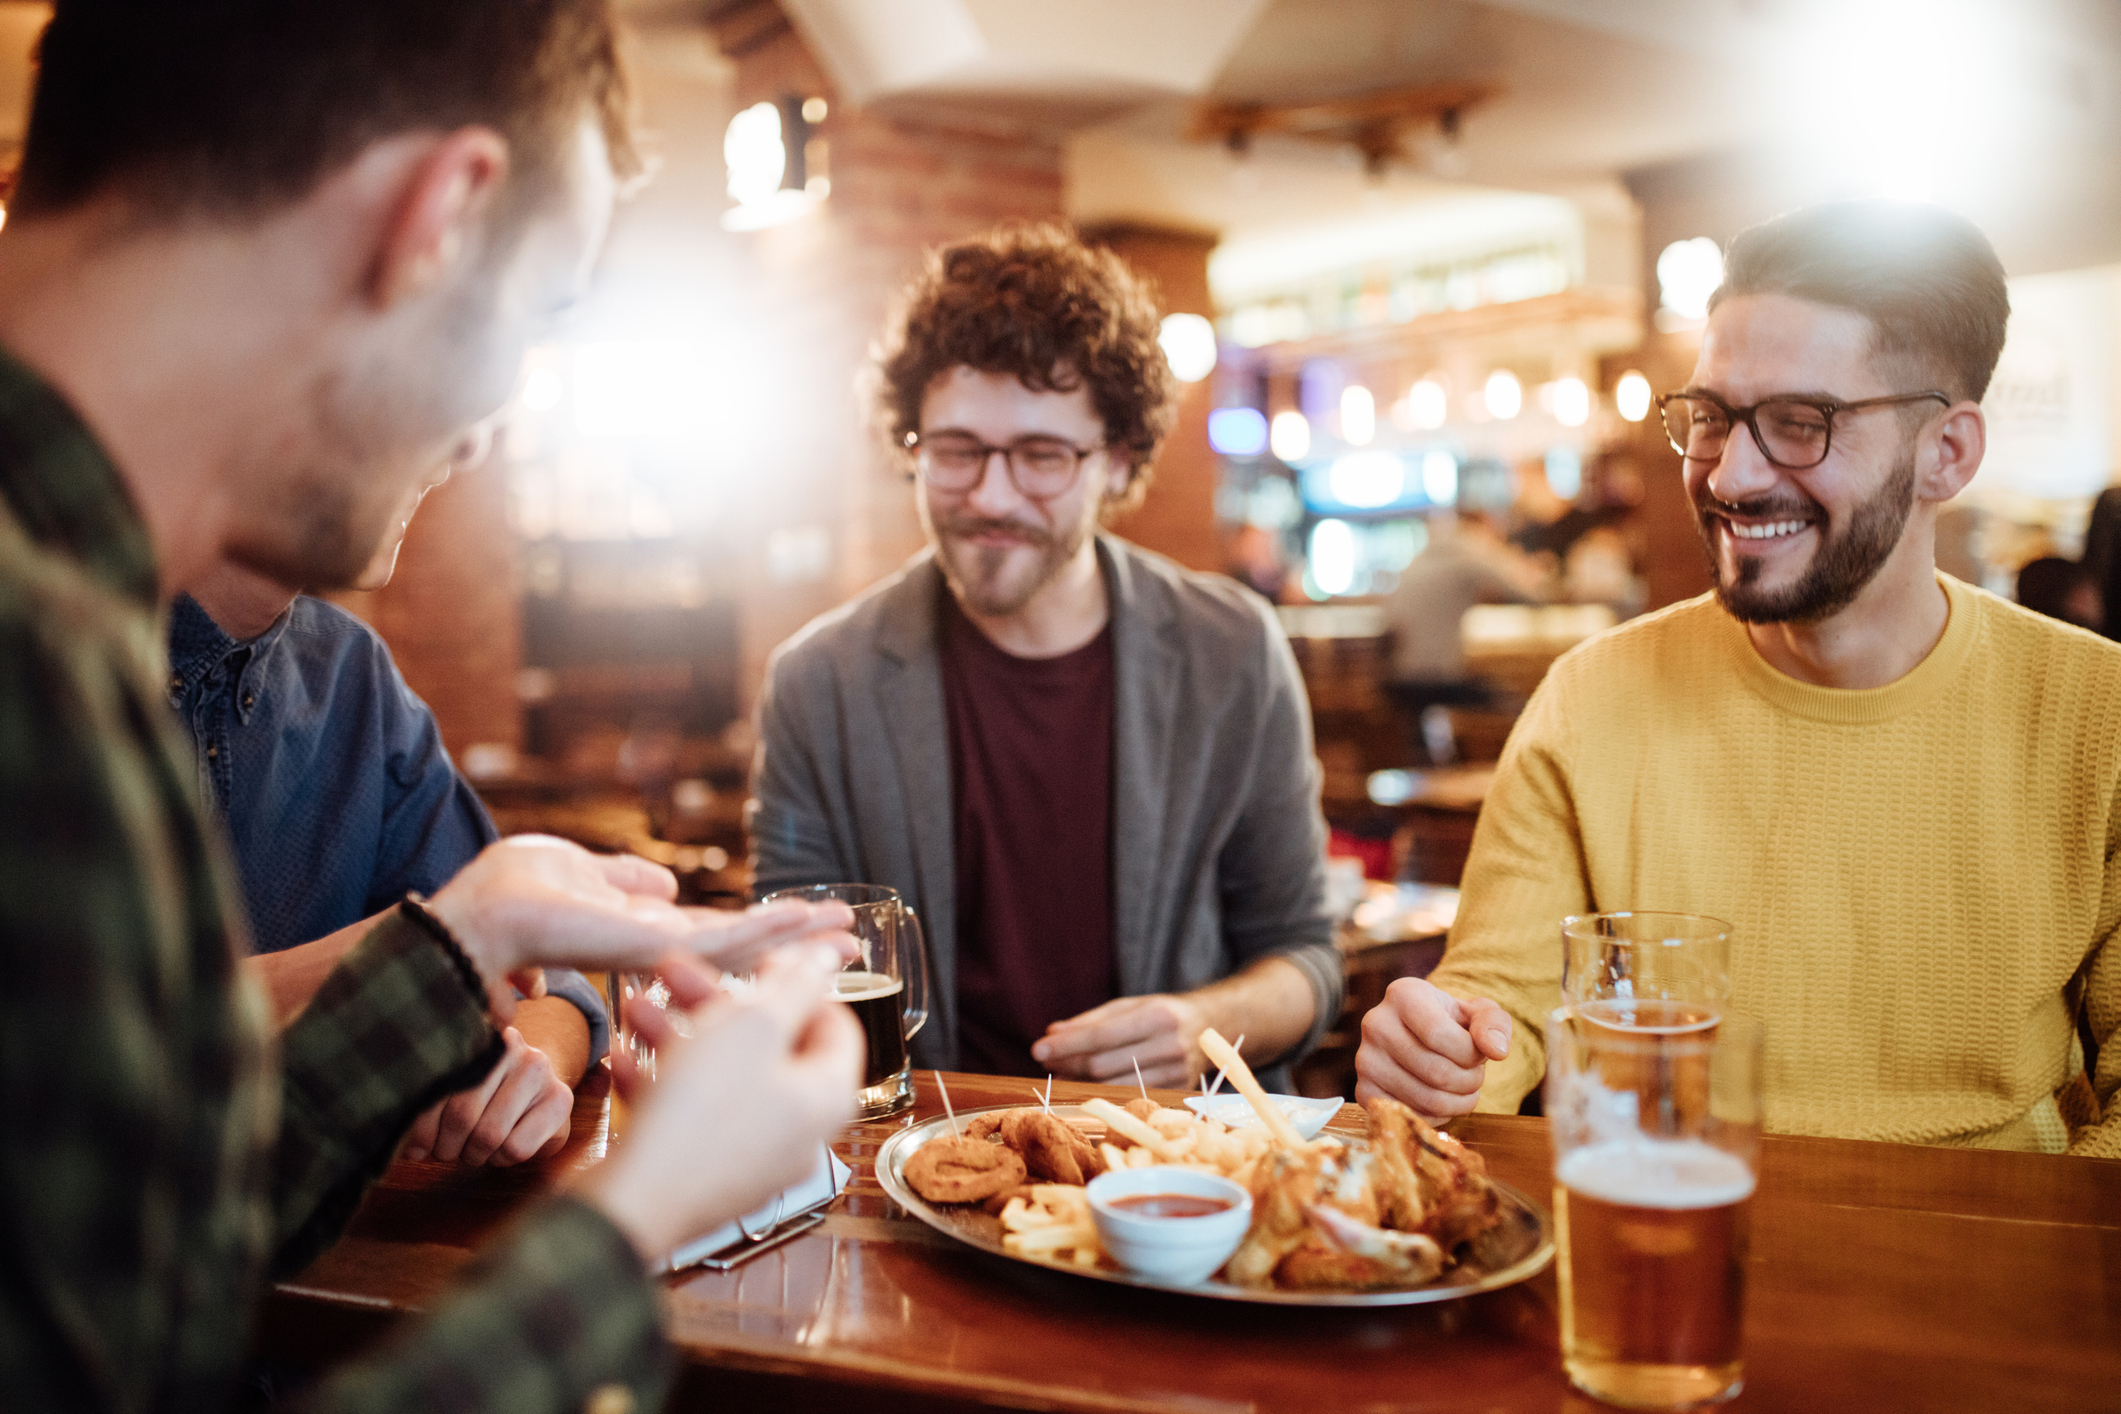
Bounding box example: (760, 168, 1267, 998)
(1033, 993, 1211, 1089)
(423, 835, 855, 1021)
(1354, 977, 1512, 1118)
(576, 941, 863, 1260)
(401, 1026, 573, 1166)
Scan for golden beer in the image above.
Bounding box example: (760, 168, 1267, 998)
(1556, 1138, 1754, 1407)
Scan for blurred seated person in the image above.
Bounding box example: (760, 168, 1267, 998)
(2016, 555, 2103, 632)
(749, 224, 1342, 1090)
(1224, 521, 1291, 603)
(1562, 525, 1646, 620)
(170, 482, 608, 1168)
(1379, 509, 1541, 763)
(1356, 199, 2119, 1157)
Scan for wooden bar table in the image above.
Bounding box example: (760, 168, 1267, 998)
(261, 1071, 2121, 1413)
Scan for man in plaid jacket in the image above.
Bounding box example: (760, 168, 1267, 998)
(0, 3, 864, 1410)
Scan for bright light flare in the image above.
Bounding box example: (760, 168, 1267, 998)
(573, 341, 713, 441)
(1270, 410, 1311, 463)
(1328, 451, 1404, 508)
(1421, 450, 1459, 506)
(1208, 407, 1269, 457)
(1310, 519, 1356, 596)
(1407, 378, 1448, 430)
(725, 102, 787, 206)
(1484, 371, 1523, 421)
(1657, 238, 1724, 322)
(1782, 0, 2011, 201)
(1340, 385, 1375, 445)
(1615, 372, 1652, 423)
(1159, 313, 1219, 383)
(1550, 376, 1592, 429)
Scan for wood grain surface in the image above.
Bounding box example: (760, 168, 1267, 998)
(261, 1070, 2121, 1413)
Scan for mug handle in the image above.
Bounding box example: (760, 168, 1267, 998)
(900, 906, 931, 1041)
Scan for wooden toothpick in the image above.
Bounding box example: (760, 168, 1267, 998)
(934, 1070, 960, 1139)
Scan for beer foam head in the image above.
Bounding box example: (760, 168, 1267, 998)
(1558, 1139, 1756, 1210)
(836, 970, 903, 1003)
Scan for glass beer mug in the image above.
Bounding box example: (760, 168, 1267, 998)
(760, 883, 931, 1118)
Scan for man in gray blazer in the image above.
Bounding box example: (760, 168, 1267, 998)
(749, 224, 1341, 1088)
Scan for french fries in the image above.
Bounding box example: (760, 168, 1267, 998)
(1198, 1028, 1307, 1149)
(1000, 1186, 1101, 1267)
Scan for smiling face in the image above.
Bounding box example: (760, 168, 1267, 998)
(915, 366, 1126, 620)
(1684, 293, 1938, 624)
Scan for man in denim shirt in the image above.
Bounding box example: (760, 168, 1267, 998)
(169, 545, 609, 1167)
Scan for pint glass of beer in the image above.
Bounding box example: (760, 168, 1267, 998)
(1544, 1003, 1763, 1409)
(761, 883, 931, 1118)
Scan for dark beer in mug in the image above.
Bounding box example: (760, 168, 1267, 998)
(838, 970, 908, 1089)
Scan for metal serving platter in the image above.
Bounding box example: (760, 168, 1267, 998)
(874, 1103, 1554, 1307)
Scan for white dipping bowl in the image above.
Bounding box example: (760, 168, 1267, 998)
(1086, 1166, 1253, 1286)
(1183, 1091, 1343, 1140)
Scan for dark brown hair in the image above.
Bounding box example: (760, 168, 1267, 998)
(872, 223, 1175, 511)
(12, 1, 637, 226)
(1710, 199, 2010, 403)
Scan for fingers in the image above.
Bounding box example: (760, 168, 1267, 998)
(430, 1029, 521, 1162)
(749, 941, 848, 1031)
(653, 949, 723, 1010)
(482, 1072, 573, 1167)
(1082, 1032, 1187, 1082)
(401, 1099, 445, 1163)
(596, 851, 680, 901)
(1463, 997, 1513, 1061)
(1033, 999, 1161, 1065)
(462, 1046, 561, 1166)
(685, 902, 857, 974)
(1395, 979, 1482, 1068)
(1356, 984, 1490, 1118)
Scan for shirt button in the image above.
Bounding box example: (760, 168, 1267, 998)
(242, 694, 255, 709)
(205, 745, 218, 760)
(584, 1386, 635, 1414)
(169, 675, 183, 693)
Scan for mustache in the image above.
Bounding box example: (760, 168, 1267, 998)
(1696, 492, 1820, 522)
(940, 514, 1052, 547)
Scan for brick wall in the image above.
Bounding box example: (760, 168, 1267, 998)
(709, 15, 1071, 710)
(330, 459, 522, 758)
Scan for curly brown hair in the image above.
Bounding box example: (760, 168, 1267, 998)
(871, 222, 1175, 513)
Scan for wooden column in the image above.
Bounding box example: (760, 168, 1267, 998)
(1081, 222, 1223, 573)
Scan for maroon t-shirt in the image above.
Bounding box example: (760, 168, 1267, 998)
(940, 589, 1116, 1077)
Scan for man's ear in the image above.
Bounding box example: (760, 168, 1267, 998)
(370, 127, 511, 311)
(1919, 401, 1986, 504)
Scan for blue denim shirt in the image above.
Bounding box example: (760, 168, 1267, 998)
(166, 592, 607, 1064)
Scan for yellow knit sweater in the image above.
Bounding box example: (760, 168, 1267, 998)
(1431, 574, 2121, 1156)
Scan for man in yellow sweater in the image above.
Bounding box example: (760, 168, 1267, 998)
(1356, 199, 2120, 1157)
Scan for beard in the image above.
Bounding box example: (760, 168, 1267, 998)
(1695, 448, 1917, 625)
(929, 497, 1101, 619)
(225, 247, 515, 590)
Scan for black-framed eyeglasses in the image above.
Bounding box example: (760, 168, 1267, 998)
(1656, 389, 1950, 470)
(905, 431, 1105, 499)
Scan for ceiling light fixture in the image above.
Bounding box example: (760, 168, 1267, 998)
(1188, 80, 1499, 178)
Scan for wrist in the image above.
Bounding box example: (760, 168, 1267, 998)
(573, 1152, 677, 1262)
(405, 891, 514, 1021)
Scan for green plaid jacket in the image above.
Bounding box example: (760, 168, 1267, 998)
(0, 348, 670, 1412)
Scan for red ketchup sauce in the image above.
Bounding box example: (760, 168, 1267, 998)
(1108, 1193, 1234, 1219)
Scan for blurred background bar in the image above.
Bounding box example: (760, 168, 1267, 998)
(6, 0, 2119, 949)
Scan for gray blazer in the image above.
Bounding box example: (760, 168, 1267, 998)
(747, 534, 1343, 1076)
